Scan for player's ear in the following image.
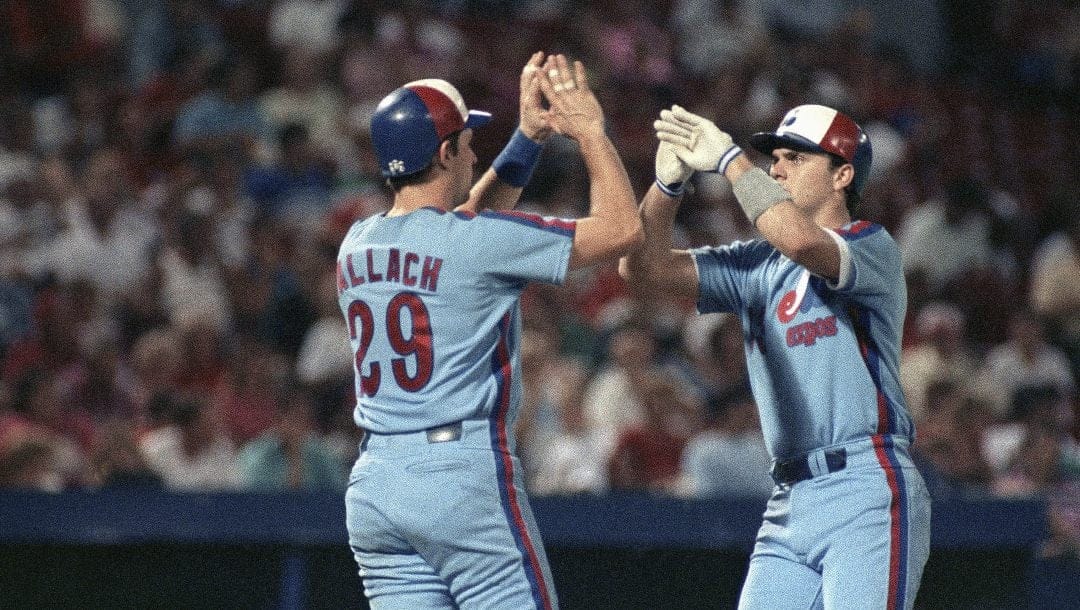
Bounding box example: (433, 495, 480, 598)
(833, 163, 855, 193)
(434, 138, 457, 169)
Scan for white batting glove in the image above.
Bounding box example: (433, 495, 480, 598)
(655, 140, 693, 197)
(654, 105, 743, 175)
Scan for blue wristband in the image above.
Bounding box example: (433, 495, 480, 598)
(493, 129, 543, 187)
(655, 177, 685, 197)
(717, 145, 743, 175)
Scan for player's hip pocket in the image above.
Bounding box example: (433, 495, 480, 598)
(405, 458, 472, 474)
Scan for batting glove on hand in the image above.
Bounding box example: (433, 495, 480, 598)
(654, 105, 743, 175)
(655, 139, 693, 197)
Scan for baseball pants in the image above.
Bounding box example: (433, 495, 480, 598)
(739, 435, 932, 610)
(346, 419, 558, 609)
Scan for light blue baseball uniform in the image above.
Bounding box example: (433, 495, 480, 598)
(337, 206, 573, 610)
(692, 220, 931, 610)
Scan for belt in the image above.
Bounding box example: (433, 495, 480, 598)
(770, 447, 847, 486)
(360, 422, 463, 451)
(424, 422, 463, 442)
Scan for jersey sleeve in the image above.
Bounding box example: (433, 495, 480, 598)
(824, 221, 903, 298)
(460, 210, 576, 285)
(691, 240, 765, 314)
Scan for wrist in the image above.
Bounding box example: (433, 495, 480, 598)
(519, 124, 547, 143)
(655, 177, 685, 197)
(715, 145, 743, 174)
(493, 128, 543, 187)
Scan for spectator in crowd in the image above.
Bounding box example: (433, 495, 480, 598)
(973, 309, 1076, 420)
(582, 321, 658, 439)
(87, 420, 163, 489)
(1030, 209, 1080, 376)
(983, 385, 1076, 474)
(3, 285, 83, 382)
(127, 0, 226, 88)
(294, 268, 352, 406)
(897, 176, 994, 297)
(2, 368, 94, 486)
(226, 215, 315, 356)
(912, 379, 994, 499)
(171, 57, 267, 159)
(156, 206, 234, 333)
(258, 47, 354, 170)
(139, 394, 240, 491)
(0, 435, 64, 491)
(212, 337, 287, 447)
(900, 301, 980, 421)
(527, 357, 612, 496)
(66, 331, 139, 423)
(675, 312, 750, 410)
(992, 427, 1065, 498)
(237, 389, 344, 491)
(266, 0, 349, 57)
(128, 328, 184, 425)
(515, 328, 561, 473)
(38, 148, 158, 306)
(243, 121, 335, 222)
(677, 384, 773, 500)
(607, 370, 696, 493)
(174, 318, 228, 397)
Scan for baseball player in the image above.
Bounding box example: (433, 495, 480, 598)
(622, 104, 932, 609)
(339, 53, 642, 609)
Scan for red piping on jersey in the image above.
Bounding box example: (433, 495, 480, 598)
(492, 313, 553, 610)
(872, 434, 907, 609)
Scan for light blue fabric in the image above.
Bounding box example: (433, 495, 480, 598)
(692, 221, 930, 608)
(338, 206, 574, 608)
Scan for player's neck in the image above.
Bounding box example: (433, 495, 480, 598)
(388, 183, 453, 217)
(813, 200, 851, 229)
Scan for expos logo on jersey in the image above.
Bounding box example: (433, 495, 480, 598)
(776, 270, 837, 348)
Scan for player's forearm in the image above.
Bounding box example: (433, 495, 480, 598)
(724, 156, 841, 278)
(622, 183, 678, 275)
(578, 134, 643, 250)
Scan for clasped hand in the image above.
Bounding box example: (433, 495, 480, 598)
(524, 53, 604, 142)
(654, 105, 739, 174)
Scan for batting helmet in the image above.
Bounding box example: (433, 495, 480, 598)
(370, 79, 492, 178)
(749, 105, 873, 195)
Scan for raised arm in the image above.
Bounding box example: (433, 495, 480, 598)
(457, 51, 550, 214)
(536, 54, 643, 270)
(656, 106, 842, 280)
(724, 155, 842, 279)
(619, 138, 700, 300)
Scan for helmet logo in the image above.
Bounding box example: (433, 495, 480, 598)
(388, 159, 406, 174)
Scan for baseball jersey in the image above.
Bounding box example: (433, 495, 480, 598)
(336, 206, 575, 436)
(691, 220, 913, 459)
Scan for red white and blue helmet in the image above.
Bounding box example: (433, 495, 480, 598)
(750, 104, 873, 195)
(370, 79, 492, 178)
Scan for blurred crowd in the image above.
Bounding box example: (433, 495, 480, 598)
(0, 0, 1078, 562)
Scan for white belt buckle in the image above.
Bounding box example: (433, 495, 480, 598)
(426, 423, 462, 443)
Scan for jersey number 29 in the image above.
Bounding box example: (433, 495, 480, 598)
(347, 292, 433, 397)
